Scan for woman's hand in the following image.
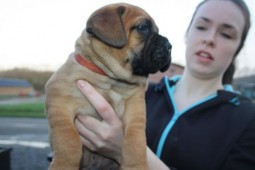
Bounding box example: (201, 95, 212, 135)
(74, 80, 124, 163)
(74, 80, 170, 169)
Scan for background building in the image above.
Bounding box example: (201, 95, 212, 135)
(234, 75, 255, 100)
(0, 78, 34, 96)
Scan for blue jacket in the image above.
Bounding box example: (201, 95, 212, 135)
(145, 76, 255, 170)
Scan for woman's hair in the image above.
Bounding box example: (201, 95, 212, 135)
(186, 0, 251, 84)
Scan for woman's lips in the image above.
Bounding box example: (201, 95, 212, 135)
(196, 50, 214, 62)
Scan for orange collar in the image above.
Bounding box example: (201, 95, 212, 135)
(75, 54, 106, 76)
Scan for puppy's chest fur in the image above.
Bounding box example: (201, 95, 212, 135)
(46, 54, 146, 120)
(75, 87, 126, 120)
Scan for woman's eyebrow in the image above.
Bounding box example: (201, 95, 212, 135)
(222, 23, 235, 29)
(199, 17, 210, 23)
(199, 17, 236, 30)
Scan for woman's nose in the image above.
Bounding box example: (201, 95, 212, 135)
(203, 30, 216, 47)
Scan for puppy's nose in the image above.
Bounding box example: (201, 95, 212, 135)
(167, 42, 172, 51)
(161, 36, 171, 52)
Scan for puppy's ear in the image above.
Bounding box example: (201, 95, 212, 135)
(86, 6, 127, 48)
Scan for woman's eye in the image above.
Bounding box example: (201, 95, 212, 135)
(221, 33, 232, 39)
(196, 26, 206, 31)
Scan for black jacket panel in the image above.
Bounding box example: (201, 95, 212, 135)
(145, 77, 255, 170)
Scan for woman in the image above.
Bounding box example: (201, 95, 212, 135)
(75, 0, 255, 169)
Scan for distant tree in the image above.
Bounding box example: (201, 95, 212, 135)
(235, 66, 253, 78)
(0, 68, 53, 92)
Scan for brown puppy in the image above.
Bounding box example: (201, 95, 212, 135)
(45, 3, 171, 170)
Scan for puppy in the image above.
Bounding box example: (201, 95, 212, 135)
(45, 3, 171, 170)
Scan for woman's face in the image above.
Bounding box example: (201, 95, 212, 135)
(185, 0, 245, 80)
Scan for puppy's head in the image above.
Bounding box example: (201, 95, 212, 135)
(76, 3, 171, 82)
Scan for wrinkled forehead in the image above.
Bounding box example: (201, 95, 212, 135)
(95, 3, 158, 32)
(121, 3, 158, 31)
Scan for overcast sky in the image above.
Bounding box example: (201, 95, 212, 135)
(0, 0, 254, 73)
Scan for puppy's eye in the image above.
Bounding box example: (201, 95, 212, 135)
(138, 24, 149, 31)
(136, 22, 151, 35)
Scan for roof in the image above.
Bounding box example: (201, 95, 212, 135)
(234, 75, 255, 84)
(171, 63, 184, 69)
(0, 78, 32, 87)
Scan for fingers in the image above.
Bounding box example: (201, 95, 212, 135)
(75, 116, 97, 151)
(75, 115, 119, 152)
(76, 114, 104, 137)
(77, 80, 119, 125)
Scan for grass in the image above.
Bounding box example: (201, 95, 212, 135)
(0, 102, 46, 118)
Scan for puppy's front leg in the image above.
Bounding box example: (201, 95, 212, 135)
(47, 107, 82, 170)
(121, 92, 148, 170)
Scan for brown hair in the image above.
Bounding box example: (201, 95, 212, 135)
(186, 0, 251, 84)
